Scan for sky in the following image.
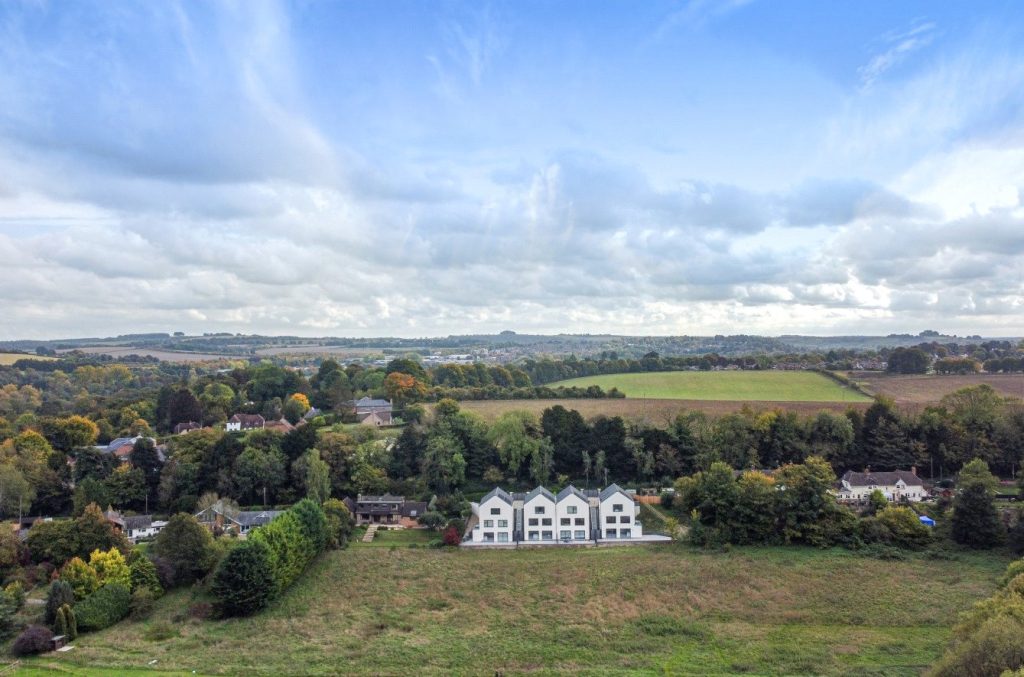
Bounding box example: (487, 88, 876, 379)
(1, 0, 1024, 340)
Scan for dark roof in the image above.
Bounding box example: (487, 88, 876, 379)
(351, 397, 392, 411)
(123, 515, 153, 530)
(357, 494, 404, 503)
(236, 510, 284, 527)
(229, 413, 265, 425)
(841, 470, 924, 488)
(173, 422, 201, 433)
(599, 483, 632, 502)
(480, 487, 513, 506)
(401, 501, 428, 517)
(524, 486, 556, 503)
(556, 485, 587, 503)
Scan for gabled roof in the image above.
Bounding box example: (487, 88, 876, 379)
(480, 487, 513, 506)
(599, 483, 632, 502)
(524, 486, 556, 503)
(351, 397, 392, 409)
(357, 493, 404, 503)
(236, 510, 284, 527)
(841, 470, 924, 488)
(123, 515, 154, 530)
(556, 485, 587, 503)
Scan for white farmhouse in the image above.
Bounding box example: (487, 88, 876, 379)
(471, 487, 515, 543)
(523, 486, 556, 542)
(555, 485, 591, 542)
(836, 469, 927, 503)
(599, 484, 642, 539)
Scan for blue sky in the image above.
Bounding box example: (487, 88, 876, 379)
(1, 0, 1023, 339)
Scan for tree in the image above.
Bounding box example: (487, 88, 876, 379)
(383, 372, 427, 406)
(322, 498, 353, 548)
(304, 450, 331, 503)
(211, 540, 276, 617)
(60, 557, 99, 600)
(0, 464, 34, 518)
(166, 388, 203, 429)
(282, 395, 310, 425)
(104, 465, 146, 510)
(952, 458, 1005, 548)
(233, 446, 286, 505)
(44, 415, 99, 451)
(130, 437, 164, 502)
(867, 489, 888, 516)
(887, 347, 930, 374)
(152, 513, 218, 585)
(76, 503, 129, 556)
(421, 431, 466, 493)
(72, 477, 111, 516)
(89, 548, 131, 588)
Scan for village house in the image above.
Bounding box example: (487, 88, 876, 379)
(105, 510, 167, 543)
(226, 413, 265, 432)
(349, 397, 394, 426)
(468, 484, 652, 545)
(264, 417, 295, 433)
(835, 468, 928, 504)
(173, 421, 201, 434)
(95, 436, 165, 462)
(342, 494, 428, 528)
(194, 505, 284, 535)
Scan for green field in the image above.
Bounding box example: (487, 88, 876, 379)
(19, 545, 1007, 676)
(549, 370, 871, 402)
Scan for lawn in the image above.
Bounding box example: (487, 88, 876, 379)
(18, 545, 1008, 676)
(351, 527, 437, 547)
(548, 370, 871, 403)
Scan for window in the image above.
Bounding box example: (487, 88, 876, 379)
(528, 531, 539, 540)
(534, 506, 545, 514)
(613, 504, 624, 513)
(498, 533, 509, 542)
(483, 532, 494, 542)
(620, 516, 630, 524)
(606, 516, 615, 524)
(574, 530, 585, 540)
(498, 520, 508, 528)
(528, 518, 539, 526)
(575, 518, 585, 526)
(560, 530, 571, 540)
(542, 530, 553, 540)
(490, 507, 500, 515)
(567, 505, 577, 515)
(541, 518, 552, 526)
(620, 529, 631, 538)
(560, 518, 570, 526)
(483, 520, 493, 528)
(605, 529, 617, 539)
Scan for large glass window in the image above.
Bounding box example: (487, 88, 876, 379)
(542, 530, 553, 540)
(574, 530, 585, 540)
(498, 520, 508, 528)
(484, 532, 494, 542)
(567, 505, 577, 515)
(528, 531, 539, 540)
(560, 530, 571, 540)
(620, 516, 630, 524)
(560, 518, 570, 526)
(534, 506, 545, 514)
(606, 516, 615, 524)
(541, 518, 552, 526)
(575, 518, 585, 526)
(498, 533, 509, 542)
(528, 518, 538, 526)
(612, 504, 623, 513)
(490, 507, 500, 515)
(483, 520, 493, 528)
(605, 529, 617, 539)
(620, 529, 631, 538)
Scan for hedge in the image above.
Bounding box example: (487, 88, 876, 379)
(212, 499, 327, 617)
(75, 582, 131, 632)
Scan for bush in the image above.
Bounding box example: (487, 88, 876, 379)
(152, 513, 218, 586)
(60, 557, 99, 600)
(149, 555, 176, 589)
(1002, 560, 1024, 588)
(56, 603, 76, 639)
(89, 548, 131, 588)
(75, 582, 131, 632)
(0, 596, 16, 639)
(659, 492, 674, 510)
(3, 581, 25, 610)
(876, 506, 931, 549)
(419, 511, 446, 531)
(128, 556, 163, 597)
(929, 615, 1024, 676)
(210, 540, 276, 617)
(11, 625, 53, 656)
(442, 526, 461, 546)
(323, 499, 353, 549)
(129, 588, 155, 621)
(45, 580, 75, 625)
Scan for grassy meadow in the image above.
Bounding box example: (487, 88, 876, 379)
(17, 545, 1008, 676)
(0, 352, 54, 366)
(548, 370, 871, 403)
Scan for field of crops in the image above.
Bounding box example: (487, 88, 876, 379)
(850, 371, 1024, 405)
(548, 370, 870, 402)
(0, 352, 54, 365)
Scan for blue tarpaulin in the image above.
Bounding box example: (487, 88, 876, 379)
(919, 515, 936, 527)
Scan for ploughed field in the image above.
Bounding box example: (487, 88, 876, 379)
(547, 370, 871, 403)
(849, 371, 1024, 405)
(23, 545, 1008, 676)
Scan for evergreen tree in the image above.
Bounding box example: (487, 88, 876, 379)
(951, 458, 1005, 548)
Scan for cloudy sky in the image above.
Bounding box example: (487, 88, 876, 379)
(2, 0, 1024, 340)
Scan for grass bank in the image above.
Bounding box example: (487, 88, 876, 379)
(18, 544, 1008, 676)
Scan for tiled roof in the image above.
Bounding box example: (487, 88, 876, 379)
(841, 470, 924, 488)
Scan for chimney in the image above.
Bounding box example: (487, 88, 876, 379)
(911, 465, 917, 477)
(863, 466, 870, 475)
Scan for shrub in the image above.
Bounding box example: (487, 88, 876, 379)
(419, 511, 446, 531)
(44, 580, 75, 625)
(1002, 560, 1024, 588)
(57, 603, 77, 639)
(75, 582, 131, 632)
(323, 499, 353, 548)
(211, 540, 276, 617)
(89, 548, 131, 588)
(876, 506, 931, 549)
(60, 557, 99, 600)
(659, 492, 674, 510)
(442, 526, 461, 546)
(11, 625, 53, 656)
(128, 556, 163, 597)
(0, 596, 16, 638)
(129, 588, 155, 621)
(152, 513, 218, 586)
(928, 615, 1024, 676)
(149, 555, 176, 589)
(3, 581, 25, 610)
(54, 605, 68, 636)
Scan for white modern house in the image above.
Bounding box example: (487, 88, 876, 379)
(835, 468, 927, 504)
(556, 485, 591, 542)
(471, 487, 515, 543)
(599, 484, 642, 539)
(468, 484, 658, 546)
(523, 486, 556, 542)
